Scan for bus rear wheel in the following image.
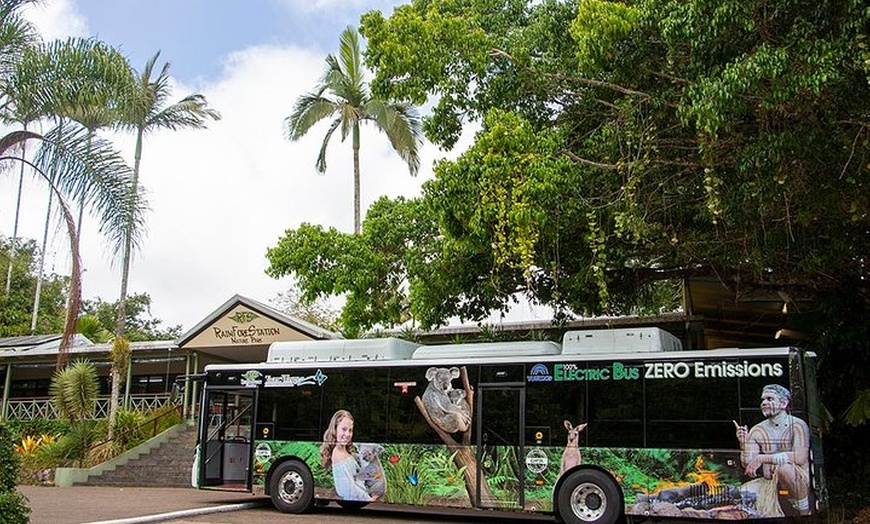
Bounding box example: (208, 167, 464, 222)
(556, 469, 621, 524)
(269, 460, 314, 513)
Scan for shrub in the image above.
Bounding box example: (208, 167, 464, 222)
(0, 424, 31, 524)
(14, 433, 58, 484)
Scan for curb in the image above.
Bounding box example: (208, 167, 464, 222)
(81, 500, 269, 524)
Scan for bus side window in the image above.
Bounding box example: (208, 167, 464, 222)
(321, 368, 390, 443)
(587, 366, 644, 448)
(645, 369, 737, 449)
(259, 386, 321, 441)
(387, 366, 453, 445)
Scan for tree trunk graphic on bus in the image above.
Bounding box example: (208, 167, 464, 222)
(414, 365, 493, 506)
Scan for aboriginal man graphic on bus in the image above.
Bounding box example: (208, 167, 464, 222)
(735, 384, 811, 516)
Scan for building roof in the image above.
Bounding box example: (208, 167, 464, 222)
(0, 334, 176, 364)
(176, 294, 339, 347)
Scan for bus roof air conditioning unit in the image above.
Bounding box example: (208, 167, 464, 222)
(561, 327, 682, 354)
(266, 337, 419, 363)
(411, 340, 561, 360)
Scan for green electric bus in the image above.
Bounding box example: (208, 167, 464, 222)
(190, 328, 826, 524)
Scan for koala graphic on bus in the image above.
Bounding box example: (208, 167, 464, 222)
(422, 366, 472, 433)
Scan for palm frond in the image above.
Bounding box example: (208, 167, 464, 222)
(338, 26, 364, 87)
(316, 118, 342, 173)
(284, 94, 338, 141)
(0, 0, 39, 84)
(364, 99, 422, 175)
(147, 93, 221, 132)
(33, 121, 146, 255)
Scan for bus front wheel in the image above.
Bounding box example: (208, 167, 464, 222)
(269, 460, 314, 513)
(556, 469, 622, 524)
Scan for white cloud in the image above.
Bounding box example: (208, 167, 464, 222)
(5, 0, 535, 333)
(22, 0, 87, 40)
(0, 31, 444, 330)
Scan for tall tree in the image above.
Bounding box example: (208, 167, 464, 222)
(0, 0, 40, 298)
(81, 292, 182, 342)
(109, 52, 218, 439)
(0, 236, 67, 336)
(284, 25, 423, 234)
(9, 37, 138, 335)
(114, 51, 220, 338)
(357, 0, 868, 320)
(0, 21, 143, 366)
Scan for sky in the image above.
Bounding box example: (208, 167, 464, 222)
(1, 0, 547, 333)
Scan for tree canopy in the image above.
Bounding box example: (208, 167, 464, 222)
(268, 0, 868, 332)
(0, 236, 67, 337)
(81, 293, 182, 342)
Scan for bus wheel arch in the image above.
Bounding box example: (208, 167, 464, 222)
(555, 467, 624, 524)
(267, 458, 315, 514)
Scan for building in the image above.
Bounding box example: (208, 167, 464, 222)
(0, 295, 338, 421)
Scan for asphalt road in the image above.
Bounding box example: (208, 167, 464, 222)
(164, 503, 553, 524)
(19, 485, 552, 524)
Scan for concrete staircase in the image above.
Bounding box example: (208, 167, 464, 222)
(57, 423, 198, 487)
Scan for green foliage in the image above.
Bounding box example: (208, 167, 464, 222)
(0, 425, 20, 491)
(100, 410, 147, 448)
(571, 0, 640, 74)
(45, 422, 96, 465)
(50, 360, 99, 423)
(76, 314, 112, 343)
(0, 424, 31, 524)
(482, 446, 520, 501)
(2, 418, 70, 443)
(352, 0, 868, 327)
(419, 448, 467, 499)
(0, 491, 30, 524)
(146, 404, 184, 434)
(269, 441, 331, 486)
(0, 236, 69, 336)
(266, 197, 437, 333)
(845, 389, 870, 427)
(81, 293, 182, 341)
(110, 336, 131, 386)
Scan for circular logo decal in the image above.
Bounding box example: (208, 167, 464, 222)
(255, 443, 272, 460)
(525, 448, 549, 474)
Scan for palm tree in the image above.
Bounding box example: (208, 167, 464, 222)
(0, 6, 145, 368)
(114, 51, 221, 339)
(8, 37, 138, 336)
(105, 52, 218, 438)
(0, 0, 39, 297)
(284, 26, 423, 234)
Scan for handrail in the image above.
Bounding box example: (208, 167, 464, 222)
(203, 403, 253, 466)
(89, 404, 184, 456)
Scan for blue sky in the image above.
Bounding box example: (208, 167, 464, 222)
(72, 1, 403, 84)
(2, 0, 536, 332)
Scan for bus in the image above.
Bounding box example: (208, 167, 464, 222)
(190, 327, 827, 524)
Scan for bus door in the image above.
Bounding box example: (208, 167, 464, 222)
(476, 384, 525, 509)
(198, 387, 257, 490)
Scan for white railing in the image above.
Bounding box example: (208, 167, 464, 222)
(3, 394, 176, 421)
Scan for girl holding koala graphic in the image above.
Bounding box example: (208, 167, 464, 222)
(320, 410, 379, 501)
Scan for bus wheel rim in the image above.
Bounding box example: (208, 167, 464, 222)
(570, 482, 607, 522)
(278, 470, 304, 504)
